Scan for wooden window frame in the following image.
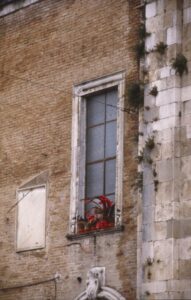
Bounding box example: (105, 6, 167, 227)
(69, 72, 125, 235)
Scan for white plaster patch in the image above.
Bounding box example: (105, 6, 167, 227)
(167, 27, 181, 45)
(146, 2, 157, 19)
(184, 7, 191, 24)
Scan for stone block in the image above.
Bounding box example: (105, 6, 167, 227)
(184, 290, 191, 299)
(151, 79, 167, 91)
(146, 2, 157, 19)
(161, 142, 173, 159)
(144, 106, 159, 122)
(142, 242, 154, 263)
(143, 205, 155, 225)
(154, 221, 167, 241)
(144, 95, 156, 108)
(182, 181, 191, 201)
(181, 86, 191, 105)
(142, 221, 167, 243)
(181, 155, 191, 180)
(180, 139, 191, 156)
(142, 223, 153, 242)
(167, 279, 191, 292)
(184, 0, 191, 8)
(150, 142, 162, 161)
(186, 125, 191, 139)
(156, 128, 173, 143)
(165, 0, 182, 11)
(153, 116, 177, 131)
(156, 181, 174, 204)
(183, 100, 191, 114)
(159, 103, 178, 119)
(160, 66, 171, 78)
(167, 26, 182, 45)
(155, 203, 173, 222)
(156, 159, 173, 182)
(164, 12, 174, 28)
(143, 183, 155, 207)
(184, 7, 191, 24)
(167, 291, 185, 299)
(178, 237, 191, 259)
(179, 260, 191, 279)
(145, 33, 156, 51)
(182, 113, 191, 126)
(166, 75, 181, 89)
(157, 0, 165, 15)
(173, 11, 183, 27)
(156, 88, 181, 106)
(153, 239, 174, 280)
(143, 165, 154, 185)
(182, 86, 191, 102)
(179, 200, 191, 218)
(146, 15, 163, 34)
(167, 219, 191, 239)
(142, 281, 167, 294)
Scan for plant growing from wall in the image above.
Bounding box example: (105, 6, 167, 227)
(149, 85, 158, 97)
(172, 53, 188, 77)
(137, 150, 144, 163)
(126, 82, 144, 108)
(154, 42, 167, 55)
(135, 24, 150, 60)
(77, 195, 115, 233)
(145, 136, 155, 150)
(154, 179, 159, 192)
(139, 24, 151, 40)
(136, 171, 143, 192)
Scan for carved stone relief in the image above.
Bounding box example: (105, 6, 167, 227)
(74, 267, 126, 300)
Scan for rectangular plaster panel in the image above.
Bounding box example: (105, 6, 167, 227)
(16, 186, 46, 251)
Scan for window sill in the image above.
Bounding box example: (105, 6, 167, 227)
(0, 0, 40, 17)
(66, 225, 124, 241)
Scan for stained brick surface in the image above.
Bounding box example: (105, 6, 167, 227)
(0, 1, 140, 299)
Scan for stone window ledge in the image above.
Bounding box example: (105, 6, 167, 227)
(66, 225, 124, 241)
(0, 0, 40, 17)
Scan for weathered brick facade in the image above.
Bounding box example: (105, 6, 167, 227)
(0, 1, 140, 299)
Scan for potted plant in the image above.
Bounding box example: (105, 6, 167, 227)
(77, 195, 115, 233)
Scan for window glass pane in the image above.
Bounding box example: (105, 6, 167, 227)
(86, 162, 104, 198)
(105, 121, 117, 158)
(87, 94, 105, 126)
(106, 193, 115, 203)
(105, 159, 116, 195)
(106, 89, 117, 121)
(86, 125, 104, 162)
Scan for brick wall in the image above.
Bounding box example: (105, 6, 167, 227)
(0, 1, 140, 299)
